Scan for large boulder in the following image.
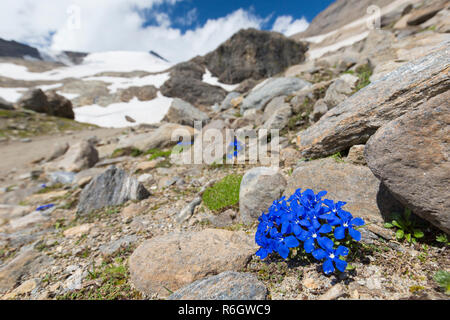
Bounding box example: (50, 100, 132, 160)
(239, 167, 287, 225)
(285, 158, 404, 225)
(55, 140, 99, 172)
(168, 271, 267, 300)
(129, 229, 256, 297)
(160, 61, 227, 107)
(162, 98, 209, 127)
(203, 28, 308, 84)
(296, 42, 450, 158)
(77, 166, 150, 215)
(47, 92, 75, 119)
(241, 77, 311, 114)
(365, 91, 450, 233)
(16, 89, 49, 114)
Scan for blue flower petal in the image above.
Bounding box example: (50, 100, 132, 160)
(285, 235, 300, 248)
(348, 227, 362, 241)
(312, 248, 327, 260)
(351, 217, 365, 227)
(318, 237, 334, 252)
(277, 243, 290, 259)
(334, 226, 346, 240)
(256, 248, 269, 260)
(304, 238, 315, 253)
(335, 245, 349, 257)
(323, 258, 335, 274)
(293, 224, 302, 236)
(335, 258, 348, 272)
(318, 224, 332, 234)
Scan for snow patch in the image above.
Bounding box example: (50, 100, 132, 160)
(0, 87, 27, 103)
(85, 72, 170, 94)
(74, 92, 172, 128)
(202, 69, 240, 92)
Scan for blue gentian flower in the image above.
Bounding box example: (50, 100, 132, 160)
(313, 237, 349, 274)
(334, 210, 365, 241)
(254, 188, 365, 275)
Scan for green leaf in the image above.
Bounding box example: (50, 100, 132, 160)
(404, 208, 411, 220)
(413, 229, 424, 238)
(392, 220, 403, 229)
(396, 229, 404, 240)
(436, 234, 448, 243)
(384, 222, 394, 229)
(405, 233, 411, 243)
(346, 264, 356, 271)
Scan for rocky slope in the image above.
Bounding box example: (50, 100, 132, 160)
(0, 0, 449, 301)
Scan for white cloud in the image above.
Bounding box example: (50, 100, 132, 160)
(0, 1, 308, 63)
(175, 8, 198, 26)
(272, 15, 309, 36)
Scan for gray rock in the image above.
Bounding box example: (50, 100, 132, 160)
(176, 197, 202, 223)
(296, 42, 450, 158)
(55, 140, 99, 172)
(262, 103, 292, 131)
(48, 171, 76, 185)
(241, 77, 311, 113)
(204, 28, 307, 84)
(346, 145, 367, 166)
(46, 92, 75, 119)
(285, 158, 404, 225)
(239, 167, 287, 225)
(207, 209, 237, 228)
(77, 166, 150, 215)
(365, 91, 450, 233)
(323, 78, 354, 109)
(262, 96, 287, 123)
(220, 92, 241, 111)
(129, 229, 257, 297)
(160, 61, 227, 107)
(46, 142, 69, 162)
(118, 123, 195, 151)
(168, 271, 267, 300)
(163, 98, 210, 127)
(309, 99, 329, 122)
(17, 89, 49, 114)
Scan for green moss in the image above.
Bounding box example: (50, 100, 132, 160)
(145, 148, 172, 160)
(202, 174, 243, 212)
(111, 147, 143, 158)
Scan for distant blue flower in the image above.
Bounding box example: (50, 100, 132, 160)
(227, 137, 244, 159)
(312, 237, 349, 274)
(36, 204, 55, 211)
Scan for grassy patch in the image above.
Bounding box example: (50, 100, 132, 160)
(111, 147, 143, 158)
(145, 148, 172, 161)
(202, 174, 243, 212)
(57, 251, 141, 300)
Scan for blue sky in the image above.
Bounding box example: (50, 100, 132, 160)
(0, 0, 335, 62)
(144, 0, 334, 31)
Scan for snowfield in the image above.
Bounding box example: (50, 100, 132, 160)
(74, 92, 173, 128)
(0, 51, 240, 128)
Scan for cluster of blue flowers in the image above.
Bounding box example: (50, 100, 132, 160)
(255, 189, 365, 274)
